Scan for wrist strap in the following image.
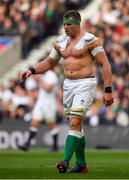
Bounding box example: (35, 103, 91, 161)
(29, 67, 36, 74)
(105, 86, 112, 93)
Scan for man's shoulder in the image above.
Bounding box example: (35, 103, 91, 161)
(84, 32, 103, 51)
(55, 35, 69, 51)
(56, 35, 68, 43)
(83, 32, 98, 42)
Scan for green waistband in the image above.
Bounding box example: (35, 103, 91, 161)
(63, 17, 80, 26)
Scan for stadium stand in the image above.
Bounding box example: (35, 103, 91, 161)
(0, 36, 21, 77)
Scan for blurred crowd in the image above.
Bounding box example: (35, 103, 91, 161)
(0, 0, 129, 127)
(0, 0, 89, 58)
(0, 63, 65, 124)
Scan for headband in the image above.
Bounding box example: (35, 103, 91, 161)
(63, 17, 81, 26)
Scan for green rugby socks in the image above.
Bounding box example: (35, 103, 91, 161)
(63, 129, 86, 167)
(63, 130, 82, 161)
(75, 135, 86, 167)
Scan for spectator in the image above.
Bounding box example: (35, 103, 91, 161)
(17, 70, 60, 152)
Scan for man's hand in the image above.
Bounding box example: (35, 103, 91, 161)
(20, 70, 32, 81)
(103, 93, 114, 106)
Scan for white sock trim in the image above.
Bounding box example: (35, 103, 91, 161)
(30, 127, 38, 132)
(81, 129, 84, 138)
(68, 130, 82, 138)
(50, 127, 59, 135)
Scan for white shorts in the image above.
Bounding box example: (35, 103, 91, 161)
(32, 89, 57, 123)
(63, 77, 97, 117)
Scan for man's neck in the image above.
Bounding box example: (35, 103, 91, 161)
(71, 30, 83, 39)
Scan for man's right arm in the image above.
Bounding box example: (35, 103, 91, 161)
(34, 56, 58, 74)
(33, 42, 61, 75)
(20, 45, 61, 81)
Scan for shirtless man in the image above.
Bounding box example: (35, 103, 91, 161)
(20, 10, 113, 173)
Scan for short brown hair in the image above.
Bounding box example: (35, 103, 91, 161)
(63, 10, 81, 21)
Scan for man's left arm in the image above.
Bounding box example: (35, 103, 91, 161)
(94, 51, 114, 106)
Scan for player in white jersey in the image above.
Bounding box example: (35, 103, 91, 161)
(19, 10, 113, 173)
(18, 70, 59, 152)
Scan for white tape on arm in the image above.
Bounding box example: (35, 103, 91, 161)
(91, 46, 104, 56)
(49, 48, 61, 61)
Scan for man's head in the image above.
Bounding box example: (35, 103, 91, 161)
(63, 10, 81, 26)
(63, 10, 81, 37)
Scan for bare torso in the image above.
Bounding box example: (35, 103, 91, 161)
(58, 33, 95, 79)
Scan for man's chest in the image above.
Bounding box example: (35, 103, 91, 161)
(60, 39, 89, 58)
(56, 33, 97, 58)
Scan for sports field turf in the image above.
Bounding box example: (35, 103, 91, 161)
(0, 149, 129, 179)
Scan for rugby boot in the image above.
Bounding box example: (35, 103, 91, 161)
(68, 164, 88, 173)
(56, 160, 69, 173)
(17, 144, 29, 151)
(49, 146, 59, 152)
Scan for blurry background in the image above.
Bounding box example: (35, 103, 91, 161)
(0, 0, 129, 150)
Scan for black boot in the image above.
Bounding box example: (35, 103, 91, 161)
(17, 130, 37, 151)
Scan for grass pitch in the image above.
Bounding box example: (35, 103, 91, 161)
(0, 149, 129, 179)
